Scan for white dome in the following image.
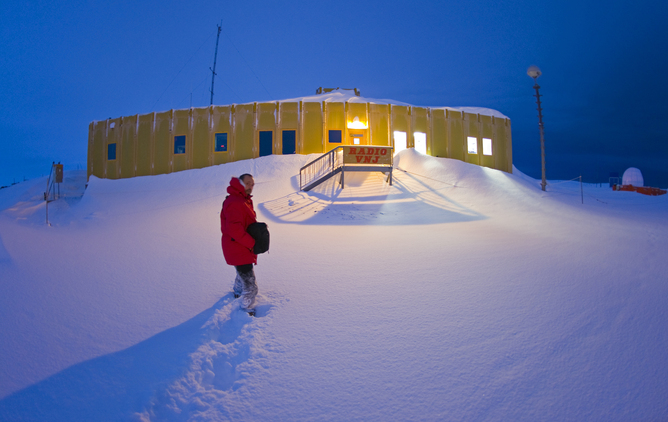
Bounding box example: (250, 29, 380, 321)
(622, 167, 644, 187)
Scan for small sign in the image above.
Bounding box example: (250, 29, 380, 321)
(54, 164, 64, 183)
(343, 146, 393, 165)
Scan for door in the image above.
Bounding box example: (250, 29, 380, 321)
(282, 130, 296, 154)
(259, 131, 273, 157)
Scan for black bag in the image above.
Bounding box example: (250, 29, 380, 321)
(247, 222, 270, 255)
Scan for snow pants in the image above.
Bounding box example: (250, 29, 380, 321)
(234, 264, 257, 311)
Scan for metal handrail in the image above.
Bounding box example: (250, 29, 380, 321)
(45, 165, 57, 203)
(44, 163, 63, 225)
(299, 146, 344, 190)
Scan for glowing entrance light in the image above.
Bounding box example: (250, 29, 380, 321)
(414, 132, 427, 154)
(467, 136, 478, 154)
(482, 138, 493, 156)
(393, 131, 407, 155)
(347, 116, 368, 129)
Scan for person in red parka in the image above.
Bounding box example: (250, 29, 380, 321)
(220, 174, 258, 315)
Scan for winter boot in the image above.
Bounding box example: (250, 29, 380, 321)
(233, 273, 243, 299)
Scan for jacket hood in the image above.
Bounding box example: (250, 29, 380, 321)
(227, 177, 251, 198)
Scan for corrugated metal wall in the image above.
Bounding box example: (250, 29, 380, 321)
(88, 101, 513, 180)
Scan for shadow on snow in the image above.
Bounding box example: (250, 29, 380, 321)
(258, 170, 486, 225)
(0, 294, 264, 421)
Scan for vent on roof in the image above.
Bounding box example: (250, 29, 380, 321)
(316, 87, 360, 96)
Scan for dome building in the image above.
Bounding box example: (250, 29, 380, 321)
(87, 88, 513, 181)
(622, 167, 644, 187)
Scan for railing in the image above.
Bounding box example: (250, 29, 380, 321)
(44, 163, 63, 225)
(299, 147, 344, 191)
(44, 164, 60, 203)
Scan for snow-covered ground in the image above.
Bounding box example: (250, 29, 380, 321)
(0, 150, 666, 421)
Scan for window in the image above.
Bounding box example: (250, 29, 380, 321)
(174, 135, 186, 154)
(107, 143, 116, 160)
(393, 131, 407, 155)
(414, 132, 427, 155)
(482, 138, 493, 156)
(351, 134, 362, 145)
(467, 136, 478, 154)
(214, 133, 227, 152)
(329, 130, 342, 143)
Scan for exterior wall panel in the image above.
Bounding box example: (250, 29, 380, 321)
(496, 119, 513, 173)
(412, 106, 428, 152)
(87, 122, 94, 180)
(369, 104, 390, 146)
(172, 109, 190, 173)
(325, 102, 344, 147)
(463, 112, 480, 166)
(212, 106, 232, 165)
(257, 102, 276, 130)
(106, 118, 122, 179)
(480, 114, 494, 169)
(257, 102, 276, 155)
(234, 104, 255, 160)
(392, 105, 409, 150)
(431, 109, 447, 157)
(192, 107, 211, 169)
(280, 102, 299, 128)
(154, 111, 172, 175)
(136, 113, 154, 176)
(279, 102, 299, 155)
(447, 110, 464, 162)
(302, 102, 323, 154)
(92, 121, 105, 179)
(120, 115, 137, 179)
(347, 102, 367, 128)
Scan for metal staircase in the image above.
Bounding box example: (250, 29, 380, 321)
(299, 146, 393, 191)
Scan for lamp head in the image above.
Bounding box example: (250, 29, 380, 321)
(527, 65, 542, 80)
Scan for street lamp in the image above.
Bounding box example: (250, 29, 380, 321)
(527, 65, 547, 191)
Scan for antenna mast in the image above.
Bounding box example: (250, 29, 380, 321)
(209, 23, 222, 105)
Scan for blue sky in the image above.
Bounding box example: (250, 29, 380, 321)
(1, 0, 666, 187)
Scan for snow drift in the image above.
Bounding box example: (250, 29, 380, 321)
(0, 150, 667, 421)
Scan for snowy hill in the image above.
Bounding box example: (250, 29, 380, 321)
(0, 150, 667, 421)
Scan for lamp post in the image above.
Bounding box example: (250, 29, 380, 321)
(527, 65, 547, 191)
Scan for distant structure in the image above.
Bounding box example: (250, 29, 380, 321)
(316, 87, 360, 96)
(622, 167, 644, 187)
(87, 88, 513, 180)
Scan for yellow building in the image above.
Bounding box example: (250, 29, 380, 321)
(87, 88, 512, 180)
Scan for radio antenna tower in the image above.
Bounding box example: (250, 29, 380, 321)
(209, 23, 222, 105)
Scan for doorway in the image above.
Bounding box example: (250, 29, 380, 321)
(282, 130, 296, 154)
(259, 131, 273, 157)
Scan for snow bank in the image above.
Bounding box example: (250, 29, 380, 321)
(1, 152, 667, 421)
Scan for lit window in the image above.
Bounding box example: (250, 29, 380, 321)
(108, 143, 116, 160)
(214, 133, 227, 152)
(350, 134, 363, 145)
(329, 130, 342, 143)
(347, 116, 367, 129)
(394, 131, 407, 155)
(483, 138, 492, 156)
(467, 136, 478, 154)
(174, 135, 186, 154)
(414, 132, 427, 155)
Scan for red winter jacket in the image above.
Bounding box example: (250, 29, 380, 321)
(220, 177, 257, 266)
